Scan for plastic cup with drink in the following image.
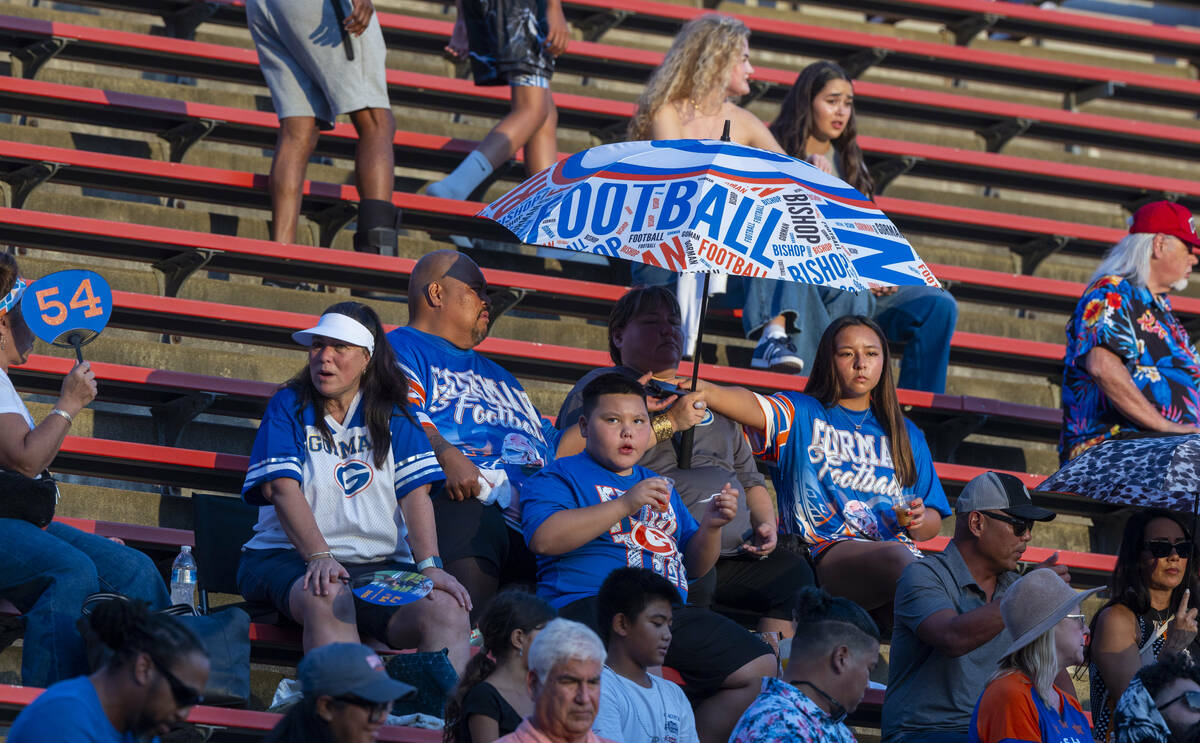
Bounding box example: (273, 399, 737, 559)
(655, 476, 674, 513)
(892, 492, 913, 529)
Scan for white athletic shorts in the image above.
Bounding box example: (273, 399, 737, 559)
(247, 0, 391, 130)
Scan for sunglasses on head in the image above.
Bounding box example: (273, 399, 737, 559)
(1157, 689, 1200, 713)
(1143, 540, 1193, 559)
(981, 511, 1034, 537)
(150, 655, 203, 709)
(334, 695, 391, 724)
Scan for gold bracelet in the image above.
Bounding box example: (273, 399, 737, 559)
(651, 414, 674, 443)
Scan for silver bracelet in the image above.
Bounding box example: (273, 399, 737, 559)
(50, 408, 73, 425)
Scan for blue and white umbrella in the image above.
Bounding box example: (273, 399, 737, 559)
(478, 138, 940, 293)
(479, 137, 939, 467)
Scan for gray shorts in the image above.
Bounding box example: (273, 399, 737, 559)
(247, 0, 390, 131)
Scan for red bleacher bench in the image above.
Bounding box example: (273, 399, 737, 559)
(0, 683, 439, 741)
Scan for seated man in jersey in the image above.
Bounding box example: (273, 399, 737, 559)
(388, 250, 559, 620)
(523, 373, 776, 743)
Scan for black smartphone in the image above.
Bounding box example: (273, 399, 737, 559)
(645, 378, 687, 398)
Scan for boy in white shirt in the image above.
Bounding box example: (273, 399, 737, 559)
(592, 567, 700, 743)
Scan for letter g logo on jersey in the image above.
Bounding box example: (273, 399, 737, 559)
(335, 460, 373, 498)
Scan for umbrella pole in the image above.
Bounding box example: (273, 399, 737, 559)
(678, 272, 710, 469)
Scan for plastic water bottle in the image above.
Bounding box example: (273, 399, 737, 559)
(170, 545, 198, 609)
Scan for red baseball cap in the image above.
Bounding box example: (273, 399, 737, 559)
(1130, 201, 1200, 253)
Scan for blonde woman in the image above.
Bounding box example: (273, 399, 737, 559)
(628, 14, 779, 149)
(627, 14, 785, 356)
(970, 569, 1101, 743)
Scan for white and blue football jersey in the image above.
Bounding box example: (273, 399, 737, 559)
(242, 387, 443, 562)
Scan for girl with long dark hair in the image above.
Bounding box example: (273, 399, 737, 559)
(444, 590, 556, 743)
(8, 598, 209, 741)
(748, 61, 957, 395)
(686, 315, 950, 627)
(1087, 509, 1200, 742)
(769, 61, 872, 194)
(237, 301, 472, 671)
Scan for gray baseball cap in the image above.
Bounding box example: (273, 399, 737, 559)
(298, 643, 415, 703)
(954, 471, 1056, 522)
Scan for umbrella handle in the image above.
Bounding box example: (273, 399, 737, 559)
(678, 273, 711, 469)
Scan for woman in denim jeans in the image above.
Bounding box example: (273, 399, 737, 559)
(0, 253, 168, 688)
(747, 61, 957, 390)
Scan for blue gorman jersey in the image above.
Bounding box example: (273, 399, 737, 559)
(386, 326, 559, 524)
(521, 452, 700, 608)
(750, 391, 950, 558)
(241, 386, 442, 563)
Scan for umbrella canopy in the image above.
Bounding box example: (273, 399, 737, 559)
(478, 138, 940, 292)
(1038, 434, 1200, 513)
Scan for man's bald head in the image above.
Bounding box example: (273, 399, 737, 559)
(409, 250, 484, 314)
(407, 250, 491, 348)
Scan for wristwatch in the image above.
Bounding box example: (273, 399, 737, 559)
(416, 555, 443, 572)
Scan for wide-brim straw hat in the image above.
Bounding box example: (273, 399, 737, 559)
(1000, 568, 1102, 657)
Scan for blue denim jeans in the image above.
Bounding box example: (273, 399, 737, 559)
(874, 285, 958, 394)
(0, 519, 169, 687)
(741, 279, 873, 369)
(741, 280, 957, 393)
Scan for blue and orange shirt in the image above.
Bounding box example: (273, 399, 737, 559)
(748, 391, 949, 558)
(969, 673, 1093, 743)
(1061, 275, 1200, 462)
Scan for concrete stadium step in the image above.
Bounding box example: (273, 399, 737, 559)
(23, 397, 256, 456)
(942, 372, 1059, 410)
(54, 481, 191, 530)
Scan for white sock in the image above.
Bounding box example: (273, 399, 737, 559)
(428, 150, 494, 201)
(761, 323, 787, 341)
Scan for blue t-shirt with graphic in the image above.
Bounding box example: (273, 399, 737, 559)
(521, 451, 700, 608)
(387, 326, 559, 524)
(750, 391, 950, 558)
(8, 676, 150, 743)
(241, 386, 442, 563)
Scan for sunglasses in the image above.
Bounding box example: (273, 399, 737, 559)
(1158, 689, 1200, 713)
(151, 655, 203, 709)
(1143, 540, 1194, 559)
(334, 695, 391, 724)
(981, 511, 1034, 537)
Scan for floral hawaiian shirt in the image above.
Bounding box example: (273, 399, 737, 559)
(1061, 274, 1200, 462)
(729, 677, 858, 743)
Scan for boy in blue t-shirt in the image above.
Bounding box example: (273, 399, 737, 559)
(522, 373, 776, 742)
